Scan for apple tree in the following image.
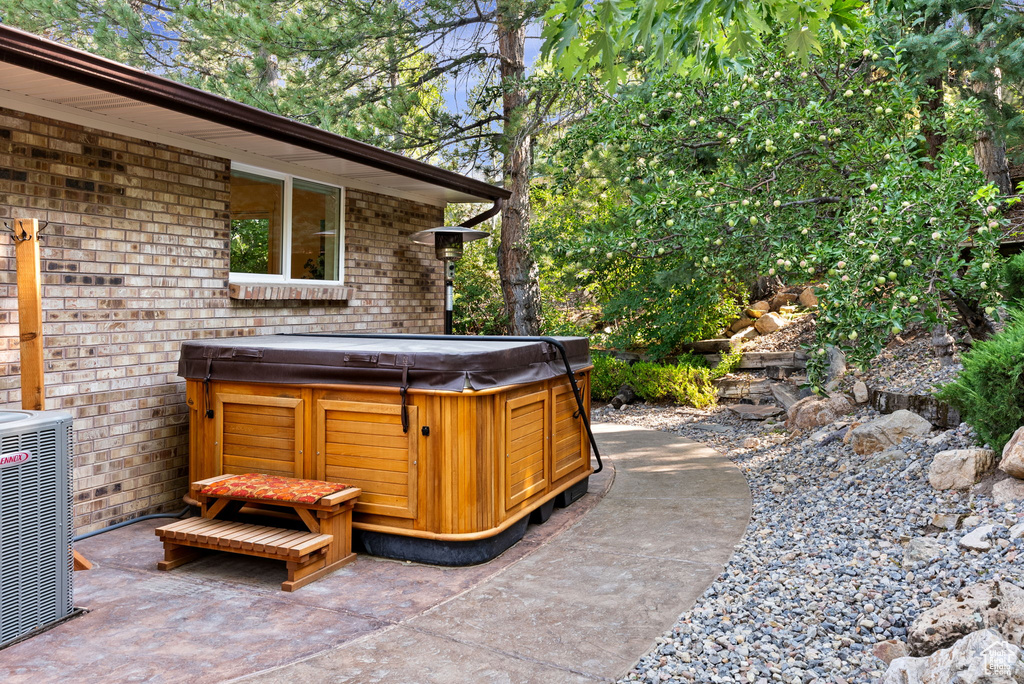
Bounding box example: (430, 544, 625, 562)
(542, 31, 1007, 384)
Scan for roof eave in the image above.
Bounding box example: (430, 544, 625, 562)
(0, 24, 510, 202)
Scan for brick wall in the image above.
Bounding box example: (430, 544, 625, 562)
(0, 107, 445, 532)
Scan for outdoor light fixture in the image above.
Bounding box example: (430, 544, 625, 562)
(409, 225, 489, 335)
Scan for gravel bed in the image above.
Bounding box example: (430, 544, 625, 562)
(743, 314, 815, 353)
(737, 312, 972, 395)
(595, 402, 1024, 684)
(860, 329, 963, 396)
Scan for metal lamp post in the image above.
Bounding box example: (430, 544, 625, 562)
(409, 226, 489, 335)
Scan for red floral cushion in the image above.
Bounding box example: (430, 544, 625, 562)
(202, 473, 350, 505)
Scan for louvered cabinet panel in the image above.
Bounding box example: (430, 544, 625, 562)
(317, 400, 418, 520)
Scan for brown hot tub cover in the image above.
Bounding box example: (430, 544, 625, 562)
(178, 334, 590, 392)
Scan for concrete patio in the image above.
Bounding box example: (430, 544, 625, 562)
(0, 423, 750, 683)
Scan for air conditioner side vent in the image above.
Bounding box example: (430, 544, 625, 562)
(0, 410, 74, 648)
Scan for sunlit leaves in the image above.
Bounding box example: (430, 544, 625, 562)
(541, 0, 864, 87)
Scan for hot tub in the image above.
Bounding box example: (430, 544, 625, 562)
(178, 334, 596, 565)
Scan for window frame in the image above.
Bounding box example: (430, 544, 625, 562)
(228, 162, 346, 285)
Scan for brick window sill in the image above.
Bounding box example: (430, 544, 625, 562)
(228, 280, 355, 302)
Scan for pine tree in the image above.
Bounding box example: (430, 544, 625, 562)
(0, 0, 594, 334)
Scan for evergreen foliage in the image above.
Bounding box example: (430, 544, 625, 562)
(936, 310, 1024, 452)
(1002, 252, 1024, 305)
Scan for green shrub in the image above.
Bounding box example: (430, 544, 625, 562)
(935, 310, 1024, 452)
(711, 348, 743, 380)
(590, 351, 736, 408)
(453, 239, 509, 335)
(629, 362, 718, 408)
(591, 354, 631, 400)
(1003, 252, 1024, 305)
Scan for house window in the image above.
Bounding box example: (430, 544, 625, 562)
(228, 165, 343, 282)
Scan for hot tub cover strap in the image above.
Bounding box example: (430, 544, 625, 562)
(178, 335, 590, 392)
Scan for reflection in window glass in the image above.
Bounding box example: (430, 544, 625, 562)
(292, 179, 341, 281)
(230, 170, 284, 275)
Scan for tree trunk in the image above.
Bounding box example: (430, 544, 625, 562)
(496, 8, 540, 335)
(947, 289, 995, 341)
(974, 129, 1012, 195)
(967, 16, 1013, 195)
(921, 76, 947, 167)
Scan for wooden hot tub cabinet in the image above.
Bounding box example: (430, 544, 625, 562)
(179, 335, 594, 565)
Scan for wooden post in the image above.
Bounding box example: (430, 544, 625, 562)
(14, 218, 44, 411)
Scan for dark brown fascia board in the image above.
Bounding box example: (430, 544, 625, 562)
(0, 24, 510, 202)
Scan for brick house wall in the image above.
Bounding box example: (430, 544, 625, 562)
(0, 107, 445, 532)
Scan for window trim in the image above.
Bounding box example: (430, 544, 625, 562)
(228, 162, 346, 285)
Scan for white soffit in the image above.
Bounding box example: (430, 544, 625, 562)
(0, 60, 486, 206)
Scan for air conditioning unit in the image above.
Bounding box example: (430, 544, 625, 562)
(0, 409, 74, 648)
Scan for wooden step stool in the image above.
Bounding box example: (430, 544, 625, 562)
(155, 473, 360, 591)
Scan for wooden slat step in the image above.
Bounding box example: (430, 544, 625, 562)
(156, 518, 332, 559)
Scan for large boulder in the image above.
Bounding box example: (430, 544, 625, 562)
(928, 449, 996, 490)
(730, 326, 758, 345)
(731, 316, 755, 333)
(882, 629, 1024, 684)
(993, 478, 1024, 505)
(754, 312, 788, 335)
(849, 410, 933, 455)
(908, 580, 1024, 656)
(826, 345, 847, 387)
(798, 286, 819, 308)
(769, 292, 797, 310)
(785, 394, 854, 431)
(1001, 426, 1024, 479)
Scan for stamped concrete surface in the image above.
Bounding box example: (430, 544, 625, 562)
(242, 424, 751, 683)
(0, 423, 750, 684)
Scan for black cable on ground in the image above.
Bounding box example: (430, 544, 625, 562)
(73, 507, 191, 542)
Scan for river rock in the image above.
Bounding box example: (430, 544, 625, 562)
(849, 410, 933, 455)
(785, 394, 854, 431)
(882, 629, 1024, 683)
(874, 639, 910, 665)
(867, 448, 908, 469)
(727, 404, 784, 421)
(1001, 426, 1024, 479)
(853, 380, 869, 404)
(928, 449, 996, 490)
(754, 312, 788, 334)
(908, 580, 1024, 656)
(931, 512, 967, 531)
(798, 286, 819, 308)
(903, 537, 945, 568)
